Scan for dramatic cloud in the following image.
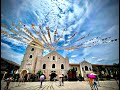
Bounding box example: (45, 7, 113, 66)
(1, 0, 119, 65)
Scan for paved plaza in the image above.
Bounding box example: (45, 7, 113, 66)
(1, 80, 119, 90)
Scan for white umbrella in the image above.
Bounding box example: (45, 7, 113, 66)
(59, 75, 63, 77)
(40, 75, 45, 81)
(89, 73, 97, 75)
(15, 70, 19, 74)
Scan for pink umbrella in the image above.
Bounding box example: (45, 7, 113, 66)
(87, 73, 97, 79)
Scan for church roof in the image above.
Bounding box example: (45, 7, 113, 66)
(80, 60, 91, 64)
(1, 57, 20, 67)
(69, 64, 80, 66)
(92, 64, 113, 66)
(43, 51, 66, 59)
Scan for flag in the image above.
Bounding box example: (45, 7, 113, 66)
(19, 22, 22, 25)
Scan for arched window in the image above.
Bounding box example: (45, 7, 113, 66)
(43, 64, 46, 69)
(61, 64, 64, 69)
(31, 48, 34, 51)
(85, 66, 88, 71)
(52, 64, 55, 68)
(53, 56, 55, 60)
(29, 55, 32, 58)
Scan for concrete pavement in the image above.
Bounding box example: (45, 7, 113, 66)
(1, 80, 119, 90)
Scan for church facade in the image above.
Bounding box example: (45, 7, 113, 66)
(19, 44, 69, 80)
(19, 44, 113, 80)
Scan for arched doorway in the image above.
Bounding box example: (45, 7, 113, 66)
(21, 70, 28, 78)
(85, 66, 88, 71)
(50, 71, 57, 81)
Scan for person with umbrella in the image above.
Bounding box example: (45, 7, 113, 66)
(39, 74, 46, 88)
(59, 74, 64, 86)
(87, 73, 98, 90)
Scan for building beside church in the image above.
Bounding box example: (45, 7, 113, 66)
(19, 44, 115, 80)
(1, 58, 20, 80)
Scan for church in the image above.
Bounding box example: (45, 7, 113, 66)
(19, 43, 113, 80)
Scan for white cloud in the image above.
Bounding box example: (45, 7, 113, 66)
(97, 58, 103, 62)
(1, 42, 11, 49)
(71, 55, 78, 58)
(2, 36, 27, 47)
(82, 40, 119, 64)
(1, 42, 24, 65)
(92, 57, 97, 59)
(2, 0, 119, 65)
(69, 59, 78, 64)
(63, 43, 69, 46)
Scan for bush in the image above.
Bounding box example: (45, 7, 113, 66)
(106, 78, 111, 80)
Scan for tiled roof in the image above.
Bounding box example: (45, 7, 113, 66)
(92, 64, 113, 66)
(69, 64, 80, 66)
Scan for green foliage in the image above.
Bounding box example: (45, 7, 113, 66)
(92, 66, 98, 72)
(37, 70, 43, 76)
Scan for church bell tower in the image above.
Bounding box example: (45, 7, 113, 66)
(20, 41, 43, 74)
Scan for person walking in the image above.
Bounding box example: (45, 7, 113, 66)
(59, 77, 62, 86)
(93, 79, 98, 90)
(4, 76, 13, 90)
(61, 74, 64, 86)
(39, 74, 46, 88)
(88, 78, 93, 90)
(59, 74, 64, 86)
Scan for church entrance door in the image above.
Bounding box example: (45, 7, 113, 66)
(21, 70, 27, 78)
(50, 72, 57, 81)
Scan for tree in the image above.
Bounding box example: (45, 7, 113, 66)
(67, 68, 77, 81)
(37, 70, 43, 77)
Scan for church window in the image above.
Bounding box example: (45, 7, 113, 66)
(52, 64, 55, 68)
(85, 66, 88, 71)
(89, 67, 91, 71)
(48, 57, 49, 59)
(31, 48, 34, 51)
(53, 56, 55, 60)
(43, 64, 46, 69)
(61, 64, 64, 69)
(29, 55, 32, 58)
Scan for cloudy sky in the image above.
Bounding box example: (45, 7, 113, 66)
(1, 0, 119, 65)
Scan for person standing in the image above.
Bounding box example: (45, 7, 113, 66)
(93, 79, 98, 90)
(59, 74, 64, 86)
(4, 76, 13, 90)
(59, 77, 62, 86)
(61, 74, 64, 86)
(39, 74, 46, 88)
(89, 78, 93, 90)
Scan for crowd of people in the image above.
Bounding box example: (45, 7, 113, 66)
(1, 71, 100, 90)
(1, 71, 42, 89)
